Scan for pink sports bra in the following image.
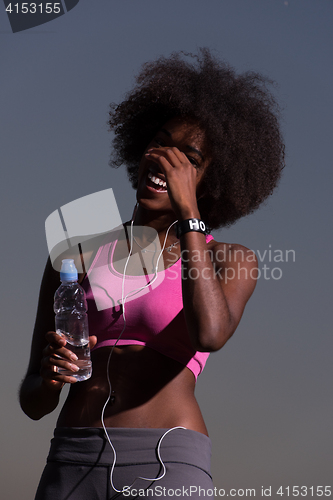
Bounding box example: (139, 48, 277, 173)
(81, 228, 213, 379)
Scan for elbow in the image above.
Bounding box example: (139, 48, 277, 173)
(19, 398, 40, 421)
(19, 375, 56, 421)
(191, 323, 234, 353)
(21, 407, 43, 421)
(19, 390, 43, 421)
(19, 395, 51, 421)
(194, 340, 225, 353)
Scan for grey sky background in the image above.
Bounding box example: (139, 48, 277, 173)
(1, 1, 332, 498)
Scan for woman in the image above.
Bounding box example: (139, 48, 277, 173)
(20, 49, 284, 499)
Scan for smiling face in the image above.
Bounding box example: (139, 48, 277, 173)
(136, 117, 210, 214)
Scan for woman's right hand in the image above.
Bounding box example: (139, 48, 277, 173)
(40, 332, 97, 391)
(40, 331, 78, 390)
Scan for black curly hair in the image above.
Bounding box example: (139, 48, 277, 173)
(108, 48, 285, 229)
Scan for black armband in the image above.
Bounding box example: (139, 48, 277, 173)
(176, 218, 207, 239)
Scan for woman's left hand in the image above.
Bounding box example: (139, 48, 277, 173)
(145, 147, 202, 219)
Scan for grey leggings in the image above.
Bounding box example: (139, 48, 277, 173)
(35, 427, 214, 499)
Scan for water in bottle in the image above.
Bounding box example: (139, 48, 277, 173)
(54, 259, 92, 381)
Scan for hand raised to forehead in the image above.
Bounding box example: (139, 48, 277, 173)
(145, 146, 202, 220)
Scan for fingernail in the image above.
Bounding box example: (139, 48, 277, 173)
(70, 353, 78, 361)
(145, 152, 151, 156)
(70, 364, 79, 372)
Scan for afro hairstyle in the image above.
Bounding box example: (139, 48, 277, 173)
(108, 49, 285, 229)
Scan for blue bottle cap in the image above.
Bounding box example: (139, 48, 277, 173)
(60, 259, 78, 282)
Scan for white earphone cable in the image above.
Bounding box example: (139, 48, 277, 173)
(99, 210, 182, 493)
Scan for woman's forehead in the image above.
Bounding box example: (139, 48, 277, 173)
(160, 117, 206, 144)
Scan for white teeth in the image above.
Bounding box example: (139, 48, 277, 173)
(148, 172, 167, 188)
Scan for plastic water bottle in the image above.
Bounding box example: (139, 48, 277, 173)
(54, 259, 92, 381)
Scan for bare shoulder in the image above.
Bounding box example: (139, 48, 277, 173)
(208, 240, 257, 266)
(207, 239, 258, 296)
(50, 226, 123, 283)
(50, 232, 111, 284)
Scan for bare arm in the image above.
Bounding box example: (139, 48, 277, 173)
(19, 256, 96, 420)
(180, 230, 257, 351)
(147, 145, 258, 352)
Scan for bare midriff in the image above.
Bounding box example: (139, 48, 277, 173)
(56, 345, 209, 436)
